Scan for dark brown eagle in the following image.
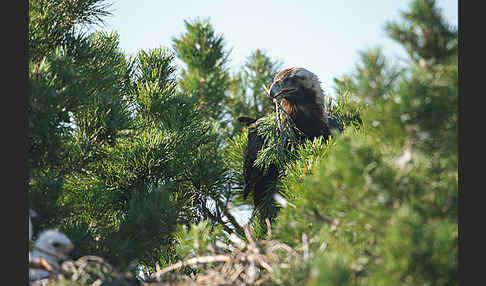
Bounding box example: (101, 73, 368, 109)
(239, 67, 342, 212)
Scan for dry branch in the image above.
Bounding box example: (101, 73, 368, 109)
(262, 83, 283, 132)
(151, 255, 231, 280)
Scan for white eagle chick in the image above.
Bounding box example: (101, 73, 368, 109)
(29, 229, 74, 281)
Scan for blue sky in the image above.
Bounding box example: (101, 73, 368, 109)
(99, 0, 458, 96)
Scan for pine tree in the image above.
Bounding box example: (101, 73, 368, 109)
(270, 0, 458, 285)
(28, 1, 238, 273)
(385, 0, 457, 69)
(172, 18, 231, 127)
(170, 18, 250, 240)
(334, 47, 402, 103)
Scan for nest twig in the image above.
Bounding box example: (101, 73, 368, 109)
(262, 84, 283, 132)
(147, 222, 303, 285)
(151, 255, 231, 280)
(29, 258, 55, 273)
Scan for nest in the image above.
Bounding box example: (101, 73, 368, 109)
(29, 223, 305, 286)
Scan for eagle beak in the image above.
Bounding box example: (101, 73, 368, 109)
(69, 244, 81, 259)
(269, 82, 298, 100)
(269, 83, 281, 100)
(59, 243, 78, 262)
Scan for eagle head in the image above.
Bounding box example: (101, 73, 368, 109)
(268, 67, 328, 125)
(33, 229, 75, 262)
(30, 229, 76, 281)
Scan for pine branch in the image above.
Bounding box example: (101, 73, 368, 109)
(215, 198, 245, 237)
(201, 205, 244, 237)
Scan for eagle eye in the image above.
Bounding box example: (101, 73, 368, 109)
(286, 77, 298, 85)
(287, 75, 304, 84)
(52, 242, 61, 248)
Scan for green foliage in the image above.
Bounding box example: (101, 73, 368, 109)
(174, 220, 224, 258)
(385, 0, 457, 68)
(274, 131, 390, 245)
(334, 47, 402, 103)
(368, 205, 457, 285)
(222, 128, 249, 198)
(131, 48, 178, 123)
(28, 4, 237, 271)
(29, 0, 112, 62)
(326, 91, 365, 131)
(272, 127, 456, 284)
(267, 0, 458, 284)
(173, 18, 231, 124)
(254, 113, 306, 173)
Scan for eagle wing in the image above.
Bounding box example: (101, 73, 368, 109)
(328, 115, 344, 133)
(242, 119, 279, 209)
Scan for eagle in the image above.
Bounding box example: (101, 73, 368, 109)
(240, 67, 342, 214)
(29, 229, 75, 282)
